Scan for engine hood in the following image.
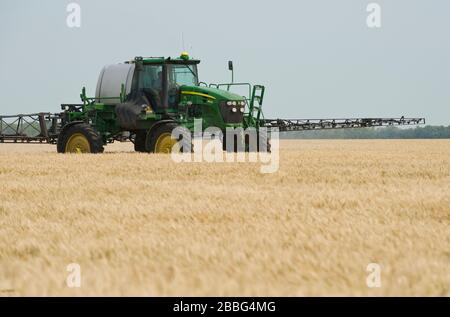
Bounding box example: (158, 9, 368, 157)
(180, 86, 245, 101)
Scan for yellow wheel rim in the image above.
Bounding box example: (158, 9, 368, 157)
(154, 133, 178, 154)
(65, 133, 91, 153)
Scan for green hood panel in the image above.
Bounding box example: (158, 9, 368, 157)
(181, 86, 245, 101)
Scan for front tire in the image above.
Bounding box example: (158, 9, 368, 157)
(146, 123, 193, 154)
(57, 123, 104, 154)
(222, 131, 271, 153)
(255, 132, 271, 153)
(146, 123, 183, 154)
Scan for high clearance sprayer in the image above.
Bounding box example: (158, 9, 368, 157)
(0, 53, 425, 153)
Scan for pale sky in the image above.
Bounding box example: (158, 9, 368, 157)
(1, 0, 449, 124)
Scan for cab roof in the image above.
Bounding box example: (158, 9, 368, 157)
(127, 54, 200, 65)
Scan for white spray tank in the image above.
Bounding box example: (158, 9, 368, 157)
(95, 62, 136, 105)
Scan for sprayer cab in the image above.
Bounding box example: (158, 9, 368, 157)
(96, 55, 201, 113)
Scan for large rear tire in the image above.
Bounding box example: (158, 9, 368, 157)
(57, 123, 104, 154)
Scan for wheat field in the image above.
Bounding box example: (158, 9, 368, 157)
(0, 140, 449, 296)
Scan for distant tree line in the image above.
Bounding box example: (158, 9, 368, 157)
(280, 125, 450, 139)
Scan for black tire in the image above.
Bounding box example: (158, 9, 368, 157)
(57, 123, 104, 154)
(134, 130, 148, 152)
(256, 131, 271, 153)
(222, 132, 245, 152)
(222, 131, 270, 152)
(146, 123, 192, 153)
(222, 134, 245, 153)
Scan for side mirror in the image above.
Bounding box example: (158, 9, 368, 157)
(228, 61, 234, 83)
